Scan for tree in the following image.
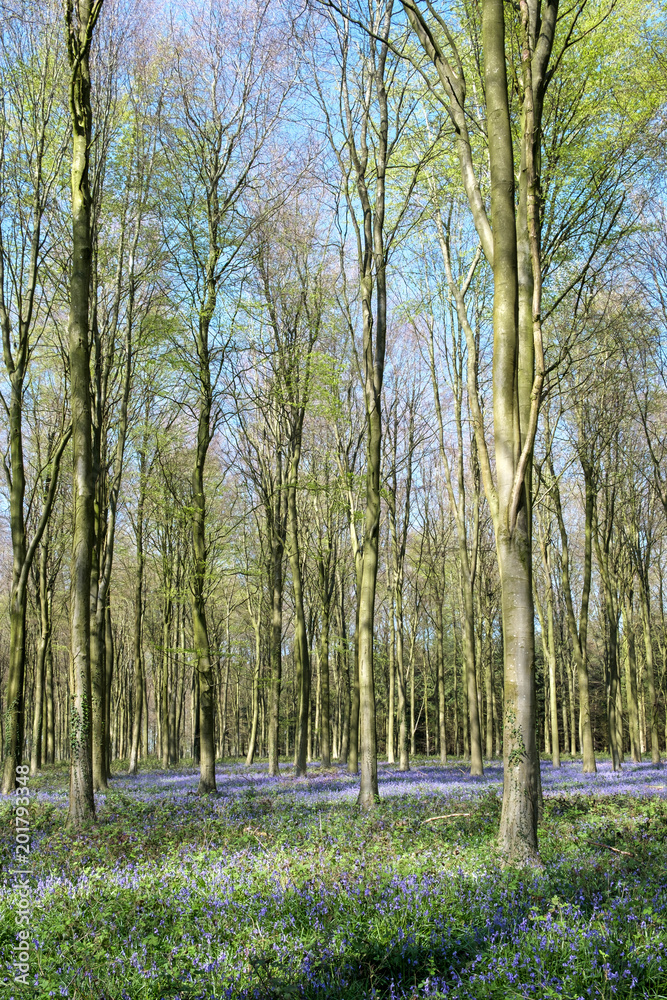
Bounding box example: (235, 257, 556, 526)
(318, 0, 432, 808)
(65, 0, 104, 827)
(402, 0, 561, 860)
(161, 1, 291, 792)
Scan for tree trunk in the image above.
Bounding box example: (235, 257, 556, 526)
(460, 620, 469, 759)
(105, 604, 114, 776)
(30, 517, 53, 778)
(339, 587, 350, 766)
(623, 591, 641, 761)
(544, 593, 560, 767)
(543, 667, 550, 756)
(485, 0, 543, 859)
(45, 623, 55, 765)
(461, 581, 483, 775)
(640, 577, 660, 764)
(387, 590, 396, 762)
(192, 402, 216, 792)
(567, 657, 577, 756)
(319, 603, 331, 768)
(496, 536, 541, 860)
(605, 603, 622, 770)
(128, 439, 146, 774)
(246, 616, 261, 766)
(410, 638, 416, 757)
(436, 601, 447, 764)
(65, 0, 102, 827)
(357, 395, 381, 808)
(161, 611, 171, 769)
(90, 555, 107, 790)
(396, 578, 409, 771)
(402, 0, 558, 860)
(268, 520, 284, 776)
(559, 655, 569, 755)
(192, 668, 200, 764)
(287, 447, 310, 778)
(483, 622, 493, 760)
(348, 580, 361, 774)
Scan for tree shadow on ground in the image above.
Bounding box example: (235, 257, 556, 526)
(244, 928, 481, 1000)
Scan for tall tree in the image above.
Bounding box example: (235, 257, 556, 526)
(402, 0, 561, 859)
(162, 1, 290, 792)
(319, 0, 430, 808)
(65, 0, 104, 827)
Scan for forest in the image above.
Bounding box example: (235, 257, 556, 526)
(1, 0, 667, 997)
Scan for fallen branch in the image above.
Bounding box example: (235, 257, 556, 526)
(423, 813, 471, 823)
(588, 841, 633, 857)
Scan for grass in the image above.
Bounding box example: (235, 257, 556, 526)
(1, 756, 666, 999)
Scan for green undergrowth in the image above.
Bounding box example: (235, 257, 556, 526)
(0, 762, 666, 999)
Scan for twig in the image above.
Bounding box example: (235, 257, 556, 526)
(244, 828, 270, 853)
(588, 841, 633, 857)
(422, 813, 471, 823)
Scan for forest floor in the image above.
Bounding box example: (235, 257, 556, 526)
(0, 756, 666, 1000)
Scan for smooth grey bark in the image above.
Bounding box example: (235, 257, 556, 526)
(65, 0, 103, 827)
(128, 428, 148, 775)
(403, 0, 559, 861)
(190, 271, 216, 793)
(339, 0, 393, 810)
(387, 583, 396, 762)
(268, 496, 285, 775)
(436, 600, 447, 764)
(623, 589, 641, 762)
(387, 399, 416, 772)
(30, 536, 50, 777)
(246, 615, 262, 766)
(104, 603, 113, 776)
(45, 609, 55, 764)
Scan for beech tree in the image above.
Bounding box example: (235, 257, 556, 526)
(65, 0, 104, 827)
(401, 0, 561, 860)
